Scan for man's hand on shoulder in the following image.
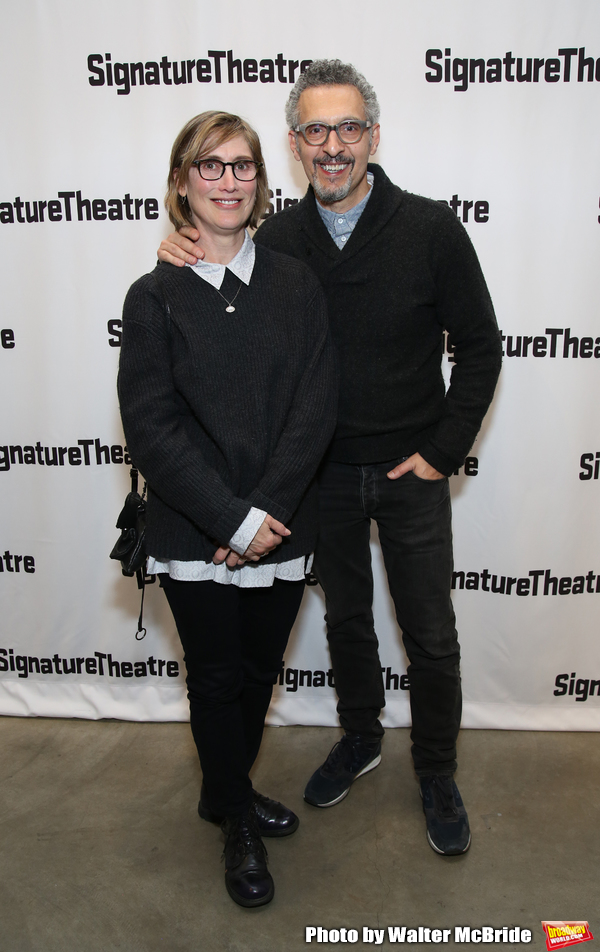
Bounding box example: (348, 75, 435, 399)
(387, 453, 445, 481)
(158, 226, 205, 266)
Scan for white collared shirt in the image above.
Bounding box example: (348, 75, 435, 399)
(186, 228, 256, 289)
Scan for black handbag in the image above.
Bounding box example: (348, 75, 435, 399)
(110, 467, 147, 576)
(110, 467, 153, 639)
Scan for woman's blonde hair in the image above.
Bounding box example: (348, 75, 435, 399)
(165, 111, 269, 231)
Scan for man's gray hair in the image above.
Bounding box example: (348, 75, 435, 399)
(285, 59, 380, 129)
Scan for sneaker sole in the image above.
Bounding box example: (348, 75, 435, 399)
(304, 753, 382, 808)
(426, 829, 471, 856)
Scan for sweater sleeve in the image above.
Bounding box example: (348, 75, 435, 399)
(117, 275, 252, 544)
(417, 209, 502, 475)
(246, 284, 338, 523)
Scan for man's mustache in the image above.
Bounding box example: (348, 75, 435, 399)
(313, 154, 355, 168)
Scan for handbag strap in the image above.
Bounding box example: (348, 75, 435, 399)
(135, 568, 147, 640)
(130, 466, 146, 499)
(130, 466, 149, 639)
(127, 278, 167, 641)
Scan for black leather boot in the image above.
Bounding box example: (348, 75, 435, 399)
(199, 785, 299, 836)
(221, 810, 274, 907)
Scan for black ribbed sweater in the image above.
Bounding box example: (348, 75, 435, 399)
(254, 164, 502, 475)
(117, 245, 338, 562)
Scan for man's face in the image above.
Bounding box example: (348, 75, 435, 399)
(288, 84, 380, 213)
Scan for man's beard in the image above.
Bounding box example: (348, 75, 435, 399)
(311, 155, 355, 205)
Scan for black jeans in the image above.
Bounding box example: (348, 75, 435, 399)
(313, 459, 461, 776)
(161, 575, 305, 816)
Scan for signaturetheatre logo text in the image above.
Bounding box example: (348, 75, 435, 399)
(426, 47, 600, 91)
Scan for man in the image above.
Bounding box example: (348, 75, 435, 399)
(158, 60, 502, 856)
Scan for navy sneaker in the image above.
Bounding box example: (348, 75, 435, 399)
(419, 775, 471, 855)
(304, 734, 382, 807)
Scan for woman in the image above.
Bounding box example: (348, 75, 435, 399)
(118, 111, 337, 908)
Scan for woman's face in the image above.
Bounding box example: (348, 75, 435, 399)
(178, 134, 257, 239)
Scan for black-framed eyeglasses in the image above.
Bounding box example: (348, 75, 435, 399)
(191, 159, 262, 181)
(294, 119, 372, 146)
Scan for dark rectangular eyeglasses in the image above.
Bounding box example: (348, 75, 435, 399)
(191, 159, 262, 181)
(294, 120, 372, 146)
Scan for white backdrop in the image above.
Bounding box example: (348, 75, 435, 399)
(1, 0, 599, 730)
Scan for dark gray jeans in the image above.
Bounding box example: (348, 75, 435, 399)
(313, 459, 461, 776)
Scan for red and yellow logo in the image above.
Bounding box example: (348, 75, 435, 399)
(542, 922, 594, 950)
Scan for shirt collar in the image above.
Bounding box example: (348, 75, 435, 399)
(186, 230, 255, 289)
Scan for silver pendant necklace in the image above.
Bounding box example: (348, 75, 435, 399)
(215, 279, 242, 313)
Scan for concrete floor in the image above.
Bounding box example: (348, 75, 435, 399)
(0, 718, 598, 952)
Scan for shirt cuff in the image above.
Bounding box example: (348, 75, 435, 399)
(229, 507, 267, 555)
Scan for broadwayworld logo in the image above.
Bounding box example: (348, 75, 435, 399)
(542, 922, 593, 950)
(426, 47, 600, 91)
